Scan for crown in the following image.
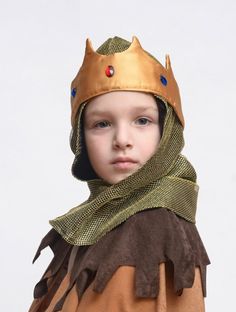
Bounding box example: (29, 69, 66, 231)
(70, 36, 184, 128)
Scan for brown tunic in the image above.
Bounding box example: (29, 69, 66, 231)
(29, 208, 211, 311)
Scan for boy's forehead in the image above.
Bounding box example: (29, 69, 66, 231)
(84, 91, 158, 115)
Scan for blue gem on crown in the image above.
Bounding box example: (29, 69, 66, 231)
(160, 75, 167, 86)
(71, 88, 77, 98)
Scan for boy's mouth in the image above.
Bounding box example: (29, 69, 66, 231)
(111, 157, 138, 170)
(111, 156, 137, 164)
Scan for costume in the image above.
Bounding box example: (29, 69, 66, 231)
(29, 36, 211, 312)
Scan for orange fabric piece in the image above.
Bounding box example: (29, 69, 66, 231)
(29, 262, 205, 312)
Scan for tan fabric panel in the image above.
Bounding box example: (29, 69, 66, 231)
(29, 262, 205, 312)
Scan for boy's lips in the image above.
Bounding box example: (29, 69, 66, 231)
(111, 157, 138, 170)
(111, 157, 137, 164)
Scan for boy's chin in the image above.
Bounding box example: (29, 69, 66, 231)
(102, 169, 140, 185)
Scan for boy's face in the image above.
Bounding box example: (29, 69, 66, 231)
(83, 91, 161, 184)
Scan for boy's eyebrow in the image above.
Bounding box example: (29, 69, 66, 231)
(87, 106, 157, 116)
(132, 106, 158, 112)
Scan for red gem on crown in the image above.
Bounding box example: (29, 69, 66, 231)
(105, 65, 114, 77)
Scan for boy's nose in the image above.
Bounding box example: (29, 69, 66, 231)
(112, 126, 133, 150)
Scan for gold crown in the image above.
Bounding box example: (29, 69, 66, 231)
(70, 36, 184, 128)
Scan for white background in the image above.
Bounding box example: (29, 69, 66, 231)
(1, 0, 235, 310)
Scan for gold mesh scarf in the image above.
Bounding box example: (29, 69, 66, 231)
(49, 37, 199, 246)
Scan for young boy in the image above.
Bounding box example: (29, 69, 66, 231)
(29, 36, 210, 312)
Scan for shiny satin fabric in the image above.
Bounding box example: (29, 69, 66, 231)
(70, 36, 184, 128)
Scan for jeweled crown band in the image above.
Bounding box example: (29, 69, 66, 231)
(70, 36, 184, 128)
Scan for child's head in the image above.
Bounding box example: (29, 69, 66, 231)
(70, 36, 184, 183)
(82, 90, 165, 184)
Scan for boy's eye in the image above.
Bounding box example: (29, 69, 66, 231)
(135, 117, 151, 125)
(94, 121, 110, 128)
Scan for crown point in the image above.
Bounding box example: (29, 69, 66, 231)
(85, 38, 94, 54)
(165, 54, 171, 70)
(132, 36, 142, 49)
